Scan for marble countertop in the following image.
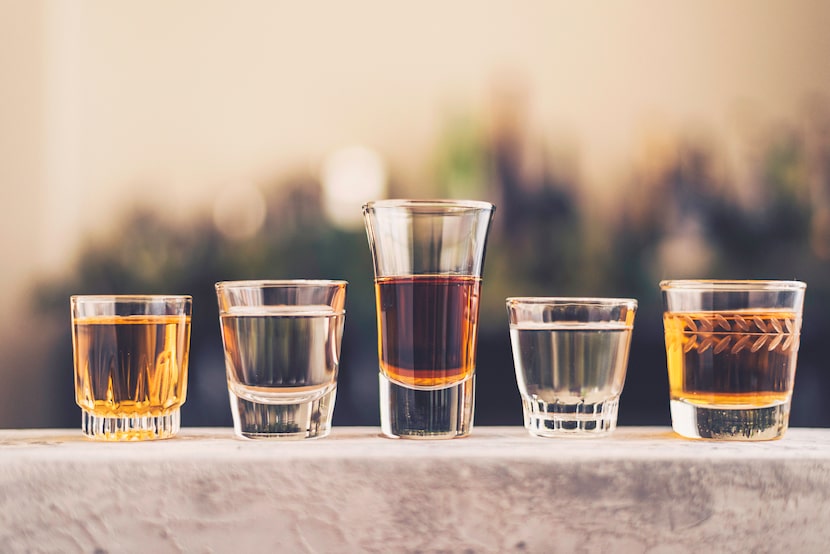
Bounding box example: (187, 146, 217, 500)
(2, 426, 829, 553)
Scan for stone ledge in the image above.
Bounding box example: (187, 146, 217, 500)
(1, 427, 829, 553)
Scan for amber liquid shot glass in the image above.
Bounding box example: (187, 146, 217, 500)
(71, 295, 192, 441)
(363, 199, 495, 439)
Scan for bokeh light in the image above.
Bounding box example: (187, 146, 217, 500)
(322, 146, 387, 228)
(212, 182, 267, 240)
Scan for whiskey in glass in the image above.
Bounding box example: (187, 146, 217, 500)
(71, 295, 191, 441)
(661, 280, 806, 440)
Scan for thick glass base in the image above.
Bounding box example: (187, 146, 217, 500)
(379, 373, 474, 439)
(522, 396, 619, 438)
(81, 409, 180, 441)
(228, 383, 336, 440)
(670, 399, 790, 441)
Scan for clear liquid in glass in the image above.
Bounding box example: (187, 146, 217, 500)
(510, 321, 632, 436)
(220, 305, 344, 439)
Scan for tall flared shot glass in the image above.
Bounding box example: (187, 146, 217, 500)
(363, 199, 495, 439)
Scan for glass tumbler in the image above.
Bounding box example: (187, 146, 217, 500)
(507, 297, 637, 437)
(216, 280, 347, 440)
(71, 295, 192, 441)
(661, 280, 806, 440)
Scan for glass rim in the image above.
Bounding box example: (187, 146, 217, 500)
(362, 199, 494, 213)
(70, 294, 192, 303)
(659, 279, 806, 292)
(506, 296, 638, 307)
(215, 279, 348, 290)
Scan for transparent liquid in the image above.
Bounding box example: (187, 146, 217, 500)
(510, 321, 632, 435)
(220, 305, 344, 438)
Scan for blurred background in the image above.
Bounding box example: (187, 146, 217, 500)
(1, 1, 829, 429)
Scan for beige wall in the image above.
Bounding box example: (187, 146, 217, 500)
(0, 1, 44, 307)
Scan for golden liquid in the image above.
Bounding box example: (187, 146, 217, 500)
(73, 315, 191, 417)
(664, 310, 799, 407)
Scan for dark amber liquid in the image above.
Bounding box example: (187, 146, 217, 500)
(375, 275, 481, 388)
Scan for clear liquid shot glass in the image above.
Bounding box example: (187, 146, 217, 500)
(507, 297, 637, 437)
(216, 280, 347, 440)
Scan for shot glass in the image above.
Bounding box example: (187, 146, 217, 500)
(506, 297, 637, 437)
(661, 280, 806, 441)
(363, 199, 495, 439)
(215, 280, 347, 440)
(71, 295, 192, 441)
